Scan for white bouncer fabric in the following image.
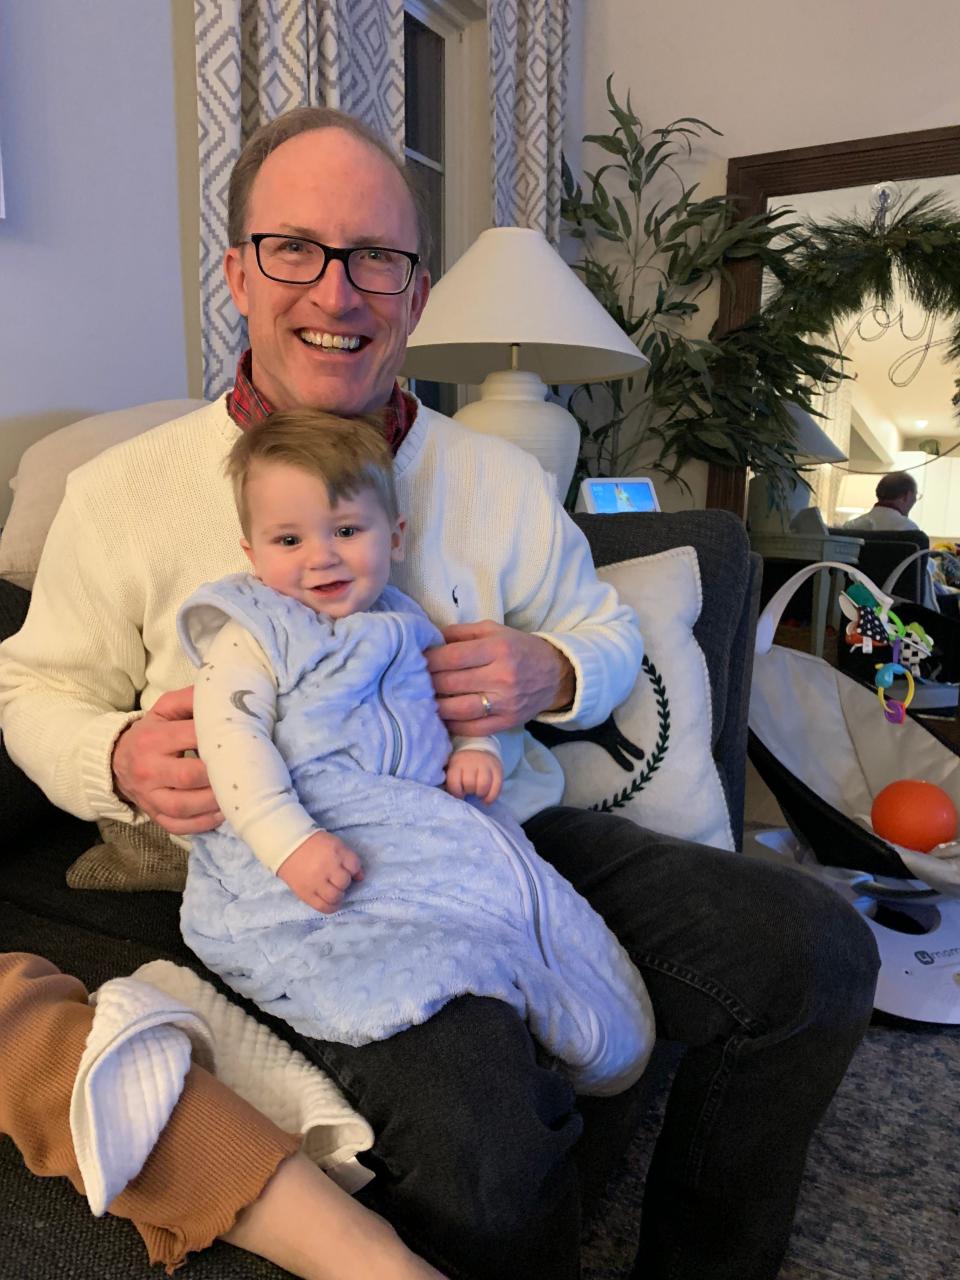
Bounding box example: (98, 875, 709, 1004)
(750, 561, 960, 896)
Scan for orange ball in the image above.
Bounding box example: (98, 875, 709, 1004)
(871, 780, 958, 853)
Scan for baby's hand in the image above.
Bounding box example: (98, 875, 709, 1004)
(277, 831, 364, 913)
(445, 749, 503, 804)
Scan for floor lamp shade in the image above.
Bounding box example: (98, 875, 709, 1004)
(746, 403, 849, 532)
(402, 227, 648, 496)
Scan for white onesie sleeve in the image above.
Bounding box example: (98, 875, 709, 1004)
(193, 619, 320, 874)
(449, 734, 503, 760)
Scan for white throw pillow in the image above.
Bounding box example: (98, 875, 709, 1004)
(544, 546, 734, 850)
(0, 400, 208, 589)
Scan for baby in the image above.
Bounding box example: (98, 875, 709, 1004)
(177, 410, 654, 1095)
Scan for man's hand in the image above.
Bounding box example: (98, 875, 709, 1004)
(277, 831, 364, 913)
(426, 621, 575, 736)
(445, 749, 503, 804)
(111, 686, 223, 835)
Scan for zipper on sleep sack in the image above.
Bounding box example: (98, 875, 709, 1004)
(377, 617, 405, 775)
(466, 806, 549, 963)
(464, 805, 605, 1069)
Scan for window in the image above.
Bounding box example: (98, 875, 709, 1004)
(404, 14, 445, 285)
(403, 2, 487, 414)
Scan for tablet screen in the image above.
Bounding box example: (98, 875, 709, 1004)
(587, 479, 659, 513)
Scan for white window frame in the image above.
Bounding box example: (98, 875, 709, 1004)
(404, 0, 488, 274)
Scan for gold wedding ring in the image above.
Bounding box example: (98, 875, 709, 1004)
(479, 693, 493, 718)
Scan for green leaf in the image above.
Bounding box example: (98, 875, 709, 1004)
(605, 74, 642, 131)
(560, 153, 575, 198)
(584, 133, 628, 158)
(663, 116, 723, 135)
(614, 197, 633, 241)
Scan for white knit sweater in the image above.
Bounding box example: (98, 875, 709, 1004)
(0, 397, 643, 827)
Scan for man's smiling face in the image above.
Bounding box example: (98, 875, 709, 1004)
(224, 127, 430, 415)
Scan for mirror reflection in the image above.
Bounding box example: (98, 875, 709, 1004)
(764, 176, 960, 557)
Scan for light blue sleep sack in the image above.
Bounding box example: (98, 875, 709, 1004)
(178, 575, 654, 1095)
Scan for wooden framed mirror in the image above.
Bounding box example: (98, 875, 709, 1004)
(710, 123, 960, 516)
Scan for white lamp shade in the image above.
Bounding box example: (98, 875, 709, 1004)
(747, 403, 848, 532)
(785, 402, 848, 463)
(402, 226, 648, 385)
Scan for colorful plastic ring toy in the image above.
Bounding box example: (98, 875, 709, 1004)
(875, 662, 915, 724)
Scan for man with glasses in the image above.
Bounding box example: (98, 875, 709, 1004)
(0, 106, 879, 1280)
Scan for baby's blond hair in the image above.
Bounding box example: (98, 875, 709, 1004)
(226, 410, 399, 538)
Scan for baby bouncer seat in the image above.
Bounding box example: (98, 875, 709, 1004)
(747, 561, 960, 1025)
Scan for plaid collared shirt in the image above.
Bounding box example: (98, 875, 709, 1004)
(226, 349, 419, 454)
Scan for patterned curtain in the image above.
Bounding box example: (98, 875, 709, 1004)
(194, 0, 404, 400)
(488, 0, 570, 244)
(809, 378, 852, 524)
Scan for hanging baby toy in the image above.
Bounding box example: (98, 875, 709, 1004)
(839, 581, 892, 654)
(874, 658, 915, 724)
(838, 582, 934, 725)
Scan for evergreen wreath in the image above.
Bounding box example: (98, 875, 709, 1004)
(593, 655, 669, 813)
(762, 192, 960, 408)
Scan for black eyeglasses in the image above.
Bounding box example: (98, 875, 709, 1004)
(245, 233, 420, 295)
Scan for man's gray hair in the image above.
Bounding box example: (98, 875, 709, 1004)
(227, 106, 431, 265)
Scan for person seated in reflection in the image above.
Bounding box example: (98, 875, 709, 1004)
(842, 471, 920, 534)
(843, 471, 938, 609)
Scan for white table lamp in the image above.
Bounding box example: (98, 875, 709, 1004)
(401, 227, 648, 498)
(746, 402, 848, 533)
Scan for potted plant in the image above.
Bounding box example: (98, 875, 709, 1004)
(560, 77, 841, 511)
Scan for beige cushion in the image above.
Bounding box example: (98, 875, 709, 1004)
(0, 399, 208, 589)
(67, 818, 188, 892)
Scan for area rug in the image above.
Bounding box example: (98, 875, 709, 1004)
(582, 1018, 960, 1280)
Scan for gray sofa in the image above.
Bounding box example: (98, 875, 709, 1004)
(827, 525, 931, 603)
(0, 509, 760, 1278)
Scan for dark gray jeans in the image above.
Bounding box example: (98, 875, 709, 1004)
(303, 806, 880, 1280)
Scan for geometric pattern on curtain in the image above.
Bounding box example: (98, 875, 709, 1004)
(488, 0, 570, 244)
(195, 0, 403, 400)
(317, 1, 405, 156)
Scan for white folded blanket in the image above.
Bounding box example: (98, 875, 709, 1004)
(71, 960, 374, 1215)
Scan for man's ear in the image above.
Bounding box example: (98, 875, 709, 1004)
(391, 517, 407, 563)
(224, 245, 251, 318)
(407, 271, 430, 334)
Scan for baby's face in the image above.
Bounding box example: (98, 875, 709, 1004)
(242, 461, 404, 618)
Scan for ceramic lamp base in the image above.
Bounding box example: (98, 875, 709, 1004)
(746, 472, 813, 534)
(453, 370, 580, 501)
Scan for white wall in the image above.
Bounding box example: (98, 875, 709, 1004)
(849, 386, 900, 466)
(572, 0, 960, 195)
(565, 0, 960, 510)
(0, 0, 198, 522)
